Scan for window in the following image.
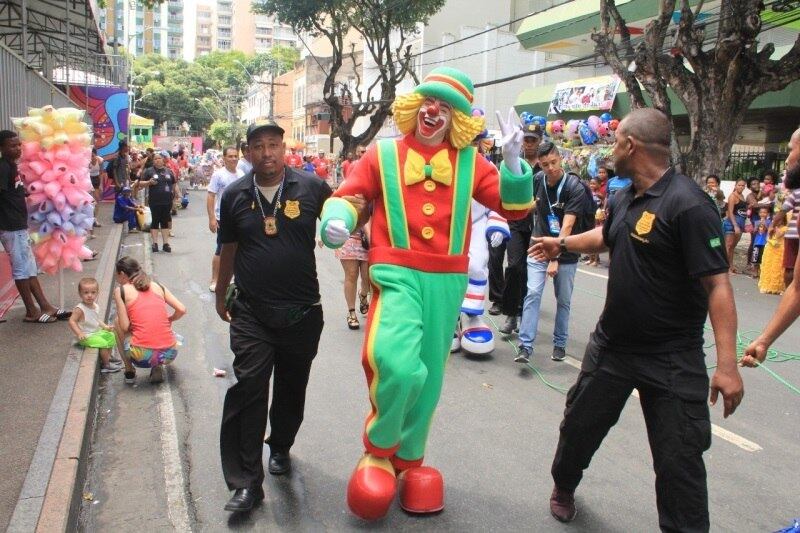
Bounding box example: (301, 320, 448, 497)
(218, 39, 231, 50)
(218, 27, 231, 38)
(218, 15, 232, 26)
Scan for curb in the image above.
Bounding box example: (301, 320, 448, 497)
(9, 224, 122, 533)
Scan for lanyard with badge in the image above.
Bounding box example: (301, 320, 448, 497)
(252, 173, 284, 236)
(542, 173, 565, 236)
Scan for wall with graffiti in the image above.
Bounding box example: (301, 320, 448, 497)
(61, 85, 129, 200)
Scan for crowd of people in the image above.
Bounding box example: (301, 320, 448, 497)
(703, 170, 798, 294)
(3, 83, 800, 530)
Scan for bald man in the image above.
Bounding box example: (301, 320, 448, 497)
(530, 108, 744, 531)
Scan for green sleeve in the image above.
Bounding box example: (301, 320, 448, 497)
(319, 197, 358, 248)
(499, 159, 534, 211)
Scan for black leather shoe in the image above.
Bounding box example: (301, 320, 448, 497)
(488, 302, 502, 316)
(224, 487, 265, 512)
(268, 451, 292, 475)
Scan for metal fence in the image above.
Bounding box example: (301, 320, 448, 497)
(0, 42, 75, 130)
(724, 149, 789, 181)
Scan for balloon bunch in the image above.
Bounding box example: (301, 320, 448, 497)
(12, 106, 94, 274)
(518, 110, 619, 149)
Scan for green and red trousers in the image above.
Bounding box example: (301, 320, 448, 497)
(361, 263, 467, 465)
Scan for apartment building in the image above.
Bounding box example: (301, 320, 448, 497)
(100, 0, 299, 62)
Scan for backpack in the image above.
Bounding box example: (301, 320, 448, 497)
(534, 171, 595, 234)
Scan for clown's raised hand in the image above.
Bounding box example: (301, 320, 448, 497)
(496, 108, 524, 175)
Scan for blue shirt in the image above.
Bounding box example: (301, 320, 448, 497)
(113, 195, 136, 223)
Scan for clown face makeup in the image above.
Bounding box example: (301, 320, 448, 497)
(416, 97, 453, 145)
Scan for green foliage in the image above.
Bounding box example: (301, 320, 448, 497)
(131, 50, 287, 135)
(252, 0, 444, 35)
(247, 46, 300, 76)
(207, 121, 245, 147)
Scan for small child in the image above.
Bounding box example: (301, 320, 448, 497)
(750, 206, 771, 278)
(68, 278, 121, 373)
(587, 178, 604, 267)
(113, 186, 140, 232)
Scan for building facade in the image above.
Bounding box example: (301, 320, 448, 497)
(99, 0, 299, 62)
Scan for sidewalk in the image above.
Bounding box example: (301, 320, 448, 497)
(0, 203, 122, 532)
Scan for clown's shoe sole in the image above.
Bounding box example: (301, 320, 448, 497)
(398, 466, 444, 514)
(346, 454, 397, 521)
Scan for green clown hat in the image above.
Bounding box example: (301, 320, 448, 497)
(414, 67, 475, 116)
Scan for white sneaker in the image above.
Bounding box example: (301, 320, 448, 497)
(100, 365, 121, 373)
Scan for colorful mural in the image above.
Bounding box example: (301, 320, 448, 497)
(62, 85, 129, 200)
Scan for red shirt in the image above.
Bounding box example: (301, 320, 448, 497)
(167, 159, 180, 177)
(334, 134, 529, 272)
(315, 161, 329, 178)
(285, 153, 302, 168)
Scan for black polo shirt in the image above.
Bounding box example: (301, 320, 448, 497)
(0, 158, 28, 231)
(218, 167, 332, 307)
(592, 168, 728, 354)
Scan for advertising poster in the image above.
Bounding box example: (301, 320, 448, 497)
(548, 75, 621, 114)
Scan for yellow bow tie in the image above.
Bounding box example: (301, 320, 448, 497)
(404, 148, 452, 186)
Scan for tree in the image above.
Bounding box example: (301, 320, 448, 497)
(247, 45, 301, 76)
(254, 0, 446, 156)
(593, 0, 800, 182)
(131, 52, 258, 134)
(207, 120, 245, 147)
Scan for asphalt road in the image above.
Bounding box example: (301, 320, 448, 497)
(79, 190, 799, 532)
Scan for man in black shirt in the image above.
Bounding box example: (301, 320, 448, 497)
(215, 120, 334, 513)
(530, 109, 743, 531)
(0, 130, 66, 324)
(140, 152, 176, 252)
(497, 123, 542, 330)
(516, 141, 586, 363)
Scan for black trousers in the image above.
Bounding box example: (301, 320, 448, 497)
(488, 240, 506, 304)
(220, 300, 323, 490)
(551, 340, 712, 533)
(501, 227, 531, 316)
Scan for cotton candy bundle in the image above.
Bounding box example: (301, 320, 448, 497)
(12, 105, 94, 274)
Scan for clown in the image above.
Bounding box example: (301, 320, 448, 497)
(319, 67, 532, 520)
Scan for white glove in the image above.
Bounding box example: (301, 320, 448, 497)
(496, 108, 524, 175)
(325, 219, 351, 246)
(489, 231, 504, 248)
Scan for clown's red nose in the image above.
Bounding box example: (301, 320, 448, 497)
(425, 102, 439, 117)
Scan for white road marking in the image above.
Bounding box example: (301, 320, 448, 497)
(145, 233, 192, 531)
(156, 372, 193, 531)
(562, 356, 762, 452)
(577, 268, 609, 280)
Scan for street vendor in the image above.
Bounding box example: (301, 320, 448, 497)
(318, 67, 534, 520)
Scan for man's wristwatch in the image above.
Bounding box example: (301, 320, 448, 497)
(559, 237, 568, 256)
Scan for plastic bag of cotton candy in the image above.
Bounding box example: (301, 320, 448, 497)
(12, 106, 95, 274)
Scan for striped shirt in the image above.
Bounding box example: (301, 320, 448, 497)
(783, 188, 800, 239)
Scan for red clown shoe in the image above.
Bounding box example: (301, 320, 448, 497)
(346, 454, 397, 520)
(398, 466, 444, 514)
